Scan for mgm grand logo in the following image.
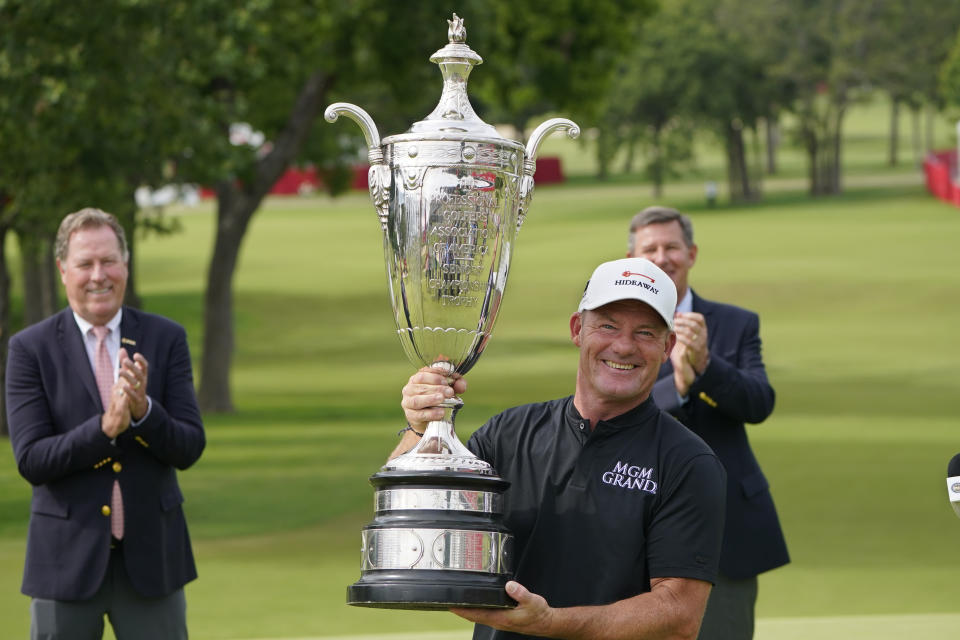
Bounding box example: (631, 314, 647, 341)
(601, 461, 658, 494)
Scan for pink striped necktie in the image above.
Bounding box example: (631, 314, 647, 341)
(92, 326, 124, 540)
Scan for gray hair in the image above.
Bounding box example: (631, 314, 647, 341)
(627, 206, 695, 254)
(55, 208, 129, 263)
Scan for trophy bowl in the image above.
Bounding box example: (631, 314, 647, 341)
(327, 13, 578, 609)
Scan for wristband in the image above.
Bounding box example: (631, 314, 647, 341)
(397, 425, 424, 438)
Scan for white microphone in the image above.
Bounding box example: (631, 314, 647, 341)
(947, 454, 960, 519)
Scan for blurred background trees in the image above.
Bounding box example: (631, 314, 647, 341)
(2, 0, 960, 429)
(942, 26, 960, 114)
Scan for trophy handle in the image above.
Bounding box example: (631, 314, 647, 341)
(517, 118, 580, 230)
(324, 103, 390, 230)
(324, 102, 382, 152)
(523, 117, 580, 168)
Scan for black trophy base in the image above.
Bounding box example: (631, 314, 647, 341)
(347, 570, 516, 610)
(348, 470, 515, 610)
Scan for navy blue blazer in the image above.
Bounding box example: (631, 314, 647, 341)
(653, 291, 789, 579)
(7, 306, 205, 600)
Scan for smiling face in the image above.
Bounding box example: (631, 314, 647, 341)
(570, 299, 675, 422)
(629, 221, 697, 300)
(58, 224, 128, 326)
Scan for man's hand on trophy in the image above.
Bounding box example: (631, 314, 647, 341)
(451, 581, 554, 636)
(400, 366, 467, 432)
(388, 367, 467, 461)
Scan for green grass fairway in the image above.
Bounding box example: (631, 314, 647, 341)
(219, 615, 960, 640)
(2, 105, 959, 638)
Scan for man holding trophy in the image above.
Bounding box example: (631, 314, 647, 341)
(397, 257, 727, 640)
(327, 14, 725, 639)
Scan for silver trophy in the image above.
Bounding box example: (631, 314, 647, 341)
(327, 14, 578, 609)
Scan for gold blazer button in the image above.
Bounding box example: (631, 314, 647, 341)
(101, 505, 111, 517)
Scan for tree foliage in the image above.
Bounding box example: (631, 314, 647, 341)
(598, 0, 960, 199)
(0, 0, 652, 417)
(5, 0, 960, 423)
(464, 0, 655, 134)
(196, 1, 651, 412)
(725, 0, 960, 192)
(596, 0, 779, 200)
(1, 0, 215, 431)
(941, 28, 960, 114)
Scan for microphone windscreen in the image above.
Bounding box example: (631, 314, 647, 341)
(949, 453, 960, 478)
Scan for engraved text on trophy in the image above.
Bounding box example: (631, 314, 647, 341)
(428, 184, 499, 308)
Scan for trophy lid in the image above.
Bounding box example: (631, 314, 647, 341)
(405, 14, 500, 138)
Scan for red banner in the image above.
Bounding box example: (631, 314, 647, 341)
(923, 150, 960, 208)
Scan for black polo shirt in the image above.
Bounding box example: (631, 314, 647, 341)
(466, 396, 726, 640)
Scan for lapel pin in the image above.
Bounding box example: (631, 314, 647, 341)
(121, 337, 137, 347)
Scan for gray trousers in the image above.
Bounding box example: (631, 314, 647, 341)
(30, 546, 187, 640)
(697, 573, 758, 640)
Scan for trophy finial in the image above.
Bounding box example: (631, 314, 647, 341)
(415, 13, 490, 135)
(447, 13, 466, 43)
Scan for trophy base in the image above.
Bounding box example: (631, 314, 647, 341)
(347, 570, 516, 609)
(347, 469, 515, 610)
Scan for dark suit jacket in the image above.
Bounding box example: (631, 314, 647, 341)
(652, 291, 789, 579)
(7, 306, 205, 600)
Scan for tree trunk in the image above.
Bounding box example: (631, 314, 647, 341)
(198, 69, 333, 413)
(911, 105, 922, 167)
(652, 178, 663, 199)
(924, 104, 934, 155)
(512, 118, 528, 146)
(831, 106, 845, 193)
(650, 127, 664, 197)
(125, 239, 143, 310)
(804, 126, 820, 196)
(804, 101, 846, 197)
(622, 128, 638, 175)
(888, 97, 899, 166)
(117, 205, 143, 310)
(765, 117, 778, 175)
(0, 225, 11, 437)
(815, 127, 834, 195)
(198, 185, 253, 413)
(726, 120, 753, 202)
(595, 128, 616, 181)
(750, 126, 764, 199)
(20, 234, 58, 325)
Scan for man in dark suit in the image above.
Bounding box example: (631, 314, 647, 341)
(627, 206, 789, 640)
(7, 208, 205, 640)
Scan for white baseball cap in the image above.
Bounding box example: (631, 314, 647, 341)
(578, 258, 677, 330)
